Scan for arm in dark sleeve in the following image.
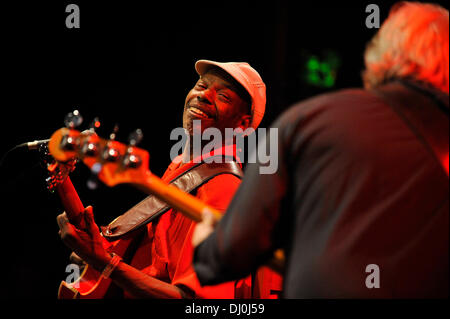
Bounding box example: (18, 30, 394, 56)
(193, 118, 291, 285)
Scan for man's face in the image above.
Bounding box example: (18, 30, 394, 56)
(183, 68, 251, 136)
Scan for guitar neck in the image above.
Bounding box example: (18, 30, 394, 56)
(140, 172, 285, 274)
(141, 172, 224, 222)
(56, 176, 86, 229)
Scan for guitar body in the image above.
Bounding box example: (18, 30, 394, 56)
(58, 237, 133, 299)
(58, 265, 109, 299)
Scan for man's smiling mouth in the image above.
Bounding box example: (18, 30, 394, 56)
(187, 104, 215, 119)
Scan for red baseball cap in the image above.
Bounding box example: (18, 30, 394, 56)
(195, 60, 266, 131)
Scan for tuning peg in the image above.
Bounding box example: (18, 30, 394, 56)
(102, 146, 120, 162)
(109, 124, 119, 141)
(60, 132, 80, 151)
(99, 124, 121, 162)
(64, 109, 83, 129)
(128, 128, 143, 146)
(122, 128, 144, 168)
(123, 152, 142, 169)
(81, 139, 99, 157)
(78, 117, 101, 156)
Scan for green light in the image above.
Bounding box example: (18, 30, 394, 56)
(307, 57, 320, 70)
(324, 74, 335, 87)
(308, 72, 320, 85)
(302, 50, 341, 89)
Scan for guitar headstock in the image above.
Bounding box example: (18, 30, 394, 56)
(38, 142, 77, 192)
(48, 112, 150, 189)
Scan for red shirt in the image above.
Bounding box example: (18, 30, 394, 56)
(125, 151, 251, 298)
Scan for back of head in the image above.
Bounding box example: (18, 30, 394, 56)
(363, 2, 449, 95)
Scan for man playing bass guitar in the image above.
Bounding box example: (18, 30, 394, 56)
(56, 60, 282, 299)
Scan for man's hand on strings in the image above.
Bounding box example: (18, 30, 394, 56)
(57, 206, 111, 272)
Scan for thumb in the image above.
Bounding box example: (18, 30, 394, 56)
(83, 205, 99, 233)
(201, 208, 217, 227)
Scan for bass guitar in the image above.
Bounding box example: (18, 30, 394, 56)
(46, 118, 285, 299)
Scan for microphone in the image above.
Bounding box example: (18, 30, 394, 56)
(17, 139, 51, 151)
(0, 139, 50, 169)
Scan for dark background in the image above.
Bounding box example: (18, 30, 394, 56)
(0, 0, 447, 299)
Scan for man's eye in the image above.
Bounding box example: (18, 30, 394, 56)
(219, 93, 231, 102)
(197, 83, 207, 89)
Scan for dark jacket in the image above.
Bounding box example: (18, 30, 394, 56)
(193, 81, 449, 298)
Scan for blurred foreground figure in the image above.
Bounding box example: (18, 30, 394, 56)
(193, 2, 449, 298)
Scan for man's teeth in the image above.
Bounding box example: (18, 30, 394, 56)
(190, 107, 208, 117)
